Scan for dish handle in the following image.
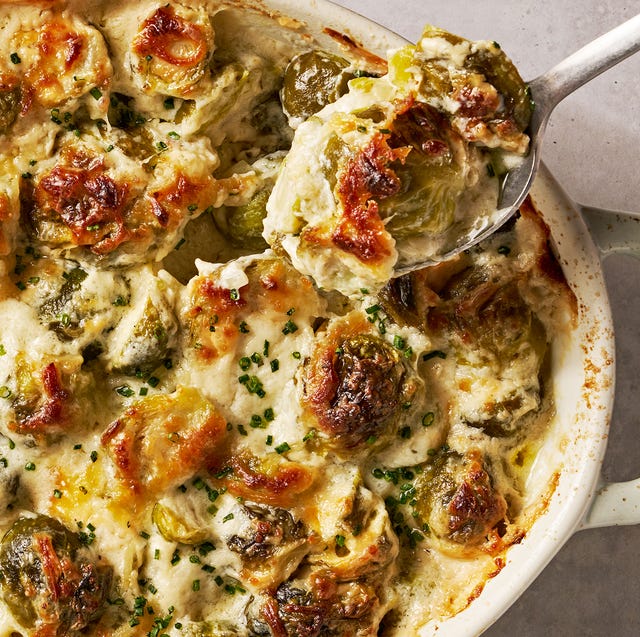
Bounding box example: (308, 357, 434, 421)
(578, 204, 640, 529)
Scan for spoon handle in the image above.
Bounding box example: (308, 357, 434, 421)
(531, 13, 640, 113)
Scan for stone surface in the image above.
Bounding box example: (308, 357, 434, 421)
(332, 1, 640, 634)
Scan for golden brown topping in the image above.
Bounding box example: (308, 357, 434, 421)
(131, 4, 213, 96)
(11, 14, 111, 108)
(35, 160, 129, 252)
(134, 6, 209, 68)
(9, 362, 70, 436)
(221, 451, 315, 508)
(22, 148, 133, 254)
(332, 133, 406, 264)
(186, 258, 318, 361)
(100, 387, 227, 496)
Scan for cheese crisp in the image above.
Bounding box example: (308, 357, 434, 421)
(0, 2, 575, 637)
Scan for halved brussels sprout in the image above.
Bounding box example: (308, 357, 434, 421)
(180, 620, 241, 636)
(248, 576, 385, 636)
(105, 272, 178, 374)
(413, 449, 507, 548)
(226, 188, 270, 251)
(226, 503, 308, 589)
(0, 515, 112, 633)
(33, 262, 131, 348)
(152, 502, 210, 545)
(39, 266, 88, 341)
(427, 271, 546, 362)
(131, 4, 214, 97)
(379, 103, 469, 238)
(410, 25, 532, 152)
(281, 50, 353, 125)
(101, 386, 228, 495)
(0, 465, 20, 513)
(227, 503, 305, 564)
(464, 42, 533, 132)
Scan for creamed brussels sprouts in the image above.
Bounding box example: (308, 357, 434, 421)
(0, 1, 576, 636)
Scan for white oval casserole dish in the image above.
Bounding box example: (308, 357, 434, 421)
(259, 0, 639, 634)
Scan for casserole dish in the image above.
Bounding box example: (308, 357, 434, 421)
(0, 0, 637, 635)
(271, 2, 640, 635)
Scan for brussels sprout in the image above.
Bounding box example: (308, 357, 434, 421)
(39, 267, 88, 341)
(378, 273, 422, 328)
(0, 515, 112, 633)
(465, 42, 533, 131)
(101, 386, 228, 495)
(180, 621, 241, 637)
(132, 4, 214, 97)
(281, 50, 353, 124)
(120, 298, 173, 370)
(428, 272, 546, 362)
(226, 188, 270, 251)
(0, 465, 20, 513)
(35, 264, 132, 346)
(378, 102, 469, 238)
(0, 78, 20, 135)
(411, 25, 466, 102)
(411, 25, 532, 149)
(152, 502, 209, 545)
(227, 503, 305, 562)
(248, 578, 383, 636)
(321, 133, 350, 191)
(105, 276, 178, 374)
(413, 449, 507, 547)
(303, 331, 414, 448)
(214, 152, 286, 254)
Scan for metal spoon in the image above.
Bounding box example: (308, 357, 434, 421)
(396, 13, 640, 273)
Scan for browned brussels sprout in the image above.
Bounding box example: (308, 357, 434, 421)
(413, 449, 507, 549)
(379, 102, 468, 238)
(413, 25, 532, 151)
(281, 50, 353, 124)
(464, 41, 533, 132)
(226, 503, 308, 589)
(303, 329, 415, 448)
(248, 578, 383, 637)
(428, 272, 546, 362)
(0, 515, 112, 634)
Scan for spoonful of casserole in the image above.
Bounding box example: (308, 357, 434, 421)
(263, 17, 640, 296)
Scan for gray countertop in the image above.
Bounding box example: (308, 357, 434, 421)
(331, 1, 640, 634)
